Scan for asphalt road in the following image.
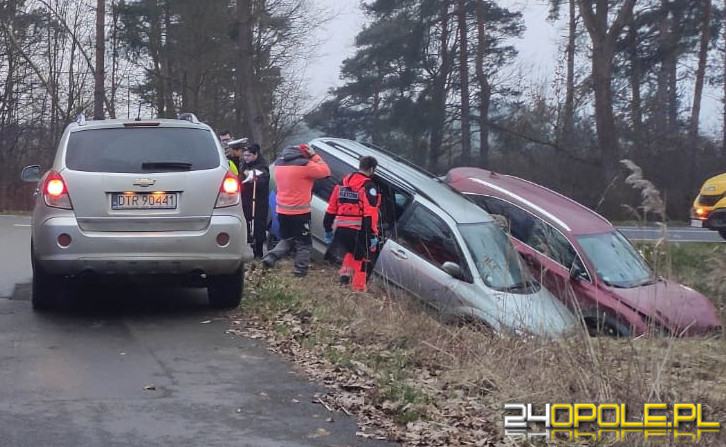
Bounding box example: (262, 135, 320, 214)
(0, 215, 391, 447)
(617, 225, 725, 243)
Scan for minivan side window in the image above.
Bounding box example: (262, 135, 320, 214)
(376, 180, 413, 238)
(397, 204, 471, 282)
(312, 148, 355, 200)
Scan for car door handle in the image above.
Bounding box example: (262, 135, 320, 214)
(392, 249, 408, 260)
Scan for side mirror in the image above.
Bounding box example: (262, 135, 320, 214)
(21, 165, 42, 183)
(569, 260, 587, 281)
(442, 261, 465, 281)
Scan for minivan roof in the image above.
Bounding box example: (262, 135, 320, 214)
(311, 138, 492, 225)
(447, 167, 613, 235)
(68, 119, 209, 132)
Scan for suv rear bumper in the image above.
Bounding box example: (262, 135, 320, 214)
(33, 214, 252, 276)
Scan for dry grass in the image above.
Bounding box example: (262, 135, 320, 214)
(234, 258, 726, 446)
(231, 161, 725, 445)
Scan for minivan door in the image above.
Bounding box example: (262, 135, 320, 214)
(375, 203, 471, 313)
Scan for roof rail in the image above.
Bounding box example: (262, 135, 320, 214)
(177, 112, 200, 124)
(76, 113, 87, 126)
(322, 139, 441, 205)
(358, 141, 441, 180)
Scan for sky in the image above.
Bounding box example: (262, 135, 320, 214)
(308, 0, 722, 135)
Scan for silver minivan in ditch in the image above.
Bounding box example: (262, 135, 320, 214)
(21, 114, 252, 310)
(297, 138, 577, 336)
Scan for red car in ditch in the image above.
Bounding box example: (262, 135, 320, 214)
(446, 167, 721, 337)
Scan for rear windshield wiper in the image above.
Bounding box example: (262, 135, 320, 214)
(141, 161, 192, 171)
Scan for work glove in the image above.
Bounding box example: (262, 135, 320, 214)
(369, 236, 379, 252)
(299, 143, 315, 158)
(324, 231, 334, 245)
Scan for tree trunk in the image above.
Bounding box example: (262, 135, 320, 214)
(457, 0, 471, 165)
(429, 0, 451, 170)
(627, 23, 643, 148)
(561, 0, 577, 146)
(577, 0, 636, 181)
(238, 0, 266, 147)
(591, 43, 619, 178)
(654, 2, 671, 137)
(689, 0, 711, 141)
(109, 0, 119, 118)
(475, 0, 490, 167)
(94, 0, 105, 120)
(689, 0, 711, 183)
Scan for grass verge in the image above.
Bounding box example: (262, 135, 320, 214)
(233, 248, 725, 446)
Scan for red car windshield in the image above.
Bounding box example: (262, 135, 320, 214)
(577, 232, 654, 288)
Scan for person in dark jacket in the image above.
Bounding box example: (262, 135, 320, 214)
(240, 144, 270, 259)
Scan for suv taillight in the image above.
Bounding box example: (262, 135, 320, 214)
(43, 171, 73, 210)
(215, 171, 242, 208)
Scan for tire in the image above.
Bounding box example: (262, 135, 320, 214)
(31, 256, 60, 312)
(208, 266, 244, 309)
(719, 229, 726, 241)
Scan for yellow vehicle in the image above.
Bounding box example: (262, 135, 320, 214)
(691, 172, 726, 240)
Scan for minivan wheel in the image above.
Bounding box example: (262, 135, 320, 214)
(208, 266, 244, 309)
(718, 229, 726, 240)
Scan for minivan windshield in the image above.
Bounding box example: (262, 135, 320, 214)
(66, 127, 220, 173)
(577, 231, 654, 288)
(459, 222, 539, 293)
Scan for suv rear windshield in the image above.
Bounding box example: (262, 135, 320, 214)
(65, 127, 220, 173)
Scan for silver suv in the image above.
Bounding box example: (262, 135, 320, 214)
(296, 138, 577, 336)
(21, 114, 252, 310)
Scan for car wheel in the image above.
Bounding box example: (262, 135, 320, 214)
(719, 229, 726, 240)
(586, 313, 631, 337)
(208, 266, 244, 309)
(31, 259, 60, 312)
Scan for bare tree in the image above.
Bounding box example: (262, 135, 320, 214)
(474, 0, 491, 167)
(561, 0, 577, 145)
(429, 0, 452, 170)
(627, 21, 643, 146)
(688, 0, 711, 182)
(237, 0, 266, 146)
(457, 0, 471, 165)
(94, 0, 105, 119)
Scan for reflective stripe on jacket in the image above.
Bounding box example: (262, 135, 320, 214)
(325, 172, 380, 234)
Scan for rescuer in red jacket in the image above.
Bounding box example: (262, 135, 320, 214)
(262, 144, 330, 276)
(323, 156, 380, 292)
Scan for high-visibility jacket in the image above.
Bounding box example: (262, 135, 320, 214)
(274, 145, 330, 215)
(324, 172, 380, 235)
(228, 160, 239, 176)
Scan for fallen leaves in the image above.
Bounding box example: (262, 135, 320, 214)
(229, 262, 501, 446)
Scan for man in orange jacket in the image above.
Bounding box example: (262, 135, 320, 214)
(262, 144, 330, 276)
(323, 156, 380, 291)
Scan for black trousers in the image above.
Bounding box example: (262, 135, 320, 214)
(265, 213, 312, 273)
(246, 215, 267, 258)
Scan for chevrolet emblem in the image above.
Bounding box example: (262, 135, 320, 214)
(133, 178, 156, 187)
